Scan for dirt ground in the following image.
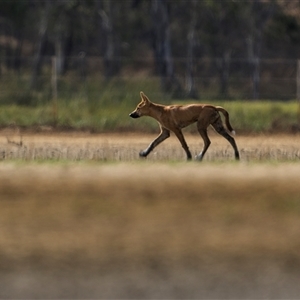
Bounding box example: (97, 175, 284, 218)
(0, 131, 300, 299)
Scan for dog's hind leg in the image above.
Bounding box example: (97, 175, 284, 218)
(173, 129, 192, 160)
(196, 128, 211, 161)
(211, 119, 240, 160)
(139, 127, 170, 158)
(195, 111, 212, 161)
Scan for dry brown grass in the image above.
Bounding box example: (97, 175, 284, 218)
(1, 132, 300, 298)
(1, 131, 300, 161)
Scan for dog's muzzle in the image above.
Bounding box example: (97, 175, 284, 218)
(129, 112, 140, 118)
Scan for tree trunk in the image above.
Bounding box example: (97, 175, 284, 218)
(216, 51, 231, 98)
(247, 35, 261, 100)
(246, 0, 275, 100)
(55, 36, 64, 75)
(151, 0, 182, 97)
(97, 0, 120, 80)
(185, 0, 198, 99)
(30, 1, 51, 90)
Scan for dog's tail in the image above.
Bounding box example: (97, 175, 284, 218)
(216, 106, 236, 135)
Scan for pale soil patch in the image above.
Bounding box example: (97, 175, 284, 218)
(0, 162, 300, 298)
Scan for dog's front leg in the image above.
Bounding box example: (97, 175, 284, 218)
(140, 127, 170, 158)
(173, 129, 192, 160)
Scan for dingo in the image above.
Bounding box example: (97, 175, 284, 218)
(129, 92, 240, 161)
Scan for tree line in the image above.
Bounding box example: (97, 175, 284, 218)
(1, 0, 300, 100)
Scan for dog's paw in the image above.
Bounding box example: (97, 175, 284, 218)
(139, 150, 147, 158)
(195, 154, 203, 161)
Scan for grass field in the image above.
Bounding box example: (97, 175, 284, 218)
(1, 131, 300, 298)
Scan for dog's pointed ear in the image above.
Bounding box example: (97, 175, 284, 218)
(140, 91, 150, 103)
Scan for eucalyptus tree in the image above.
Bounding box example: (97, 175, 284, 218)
(243, 0, 277, 100)
(201, 0, 245, 98)
(185, 0, 200, 99)
(0, 0, 29, 72)
(30, 0, 52, 90)
(150, 0, 183, 96)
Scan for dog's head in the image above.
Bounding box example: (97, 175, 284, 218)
(129, 92, 151, 118)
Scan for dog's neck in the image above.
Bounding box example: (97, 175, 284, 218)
(147, 101, 166, 119)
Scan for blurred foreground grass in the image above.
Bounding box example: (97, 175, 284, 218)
(1, 162, 300, 270)
(1, 162, 300, 298)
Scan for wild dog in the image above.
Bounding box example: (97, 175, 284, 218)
(129, 92, 240, 161)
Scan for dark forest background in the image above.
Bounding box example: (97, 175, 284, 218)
(1, 0, 300, 101)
